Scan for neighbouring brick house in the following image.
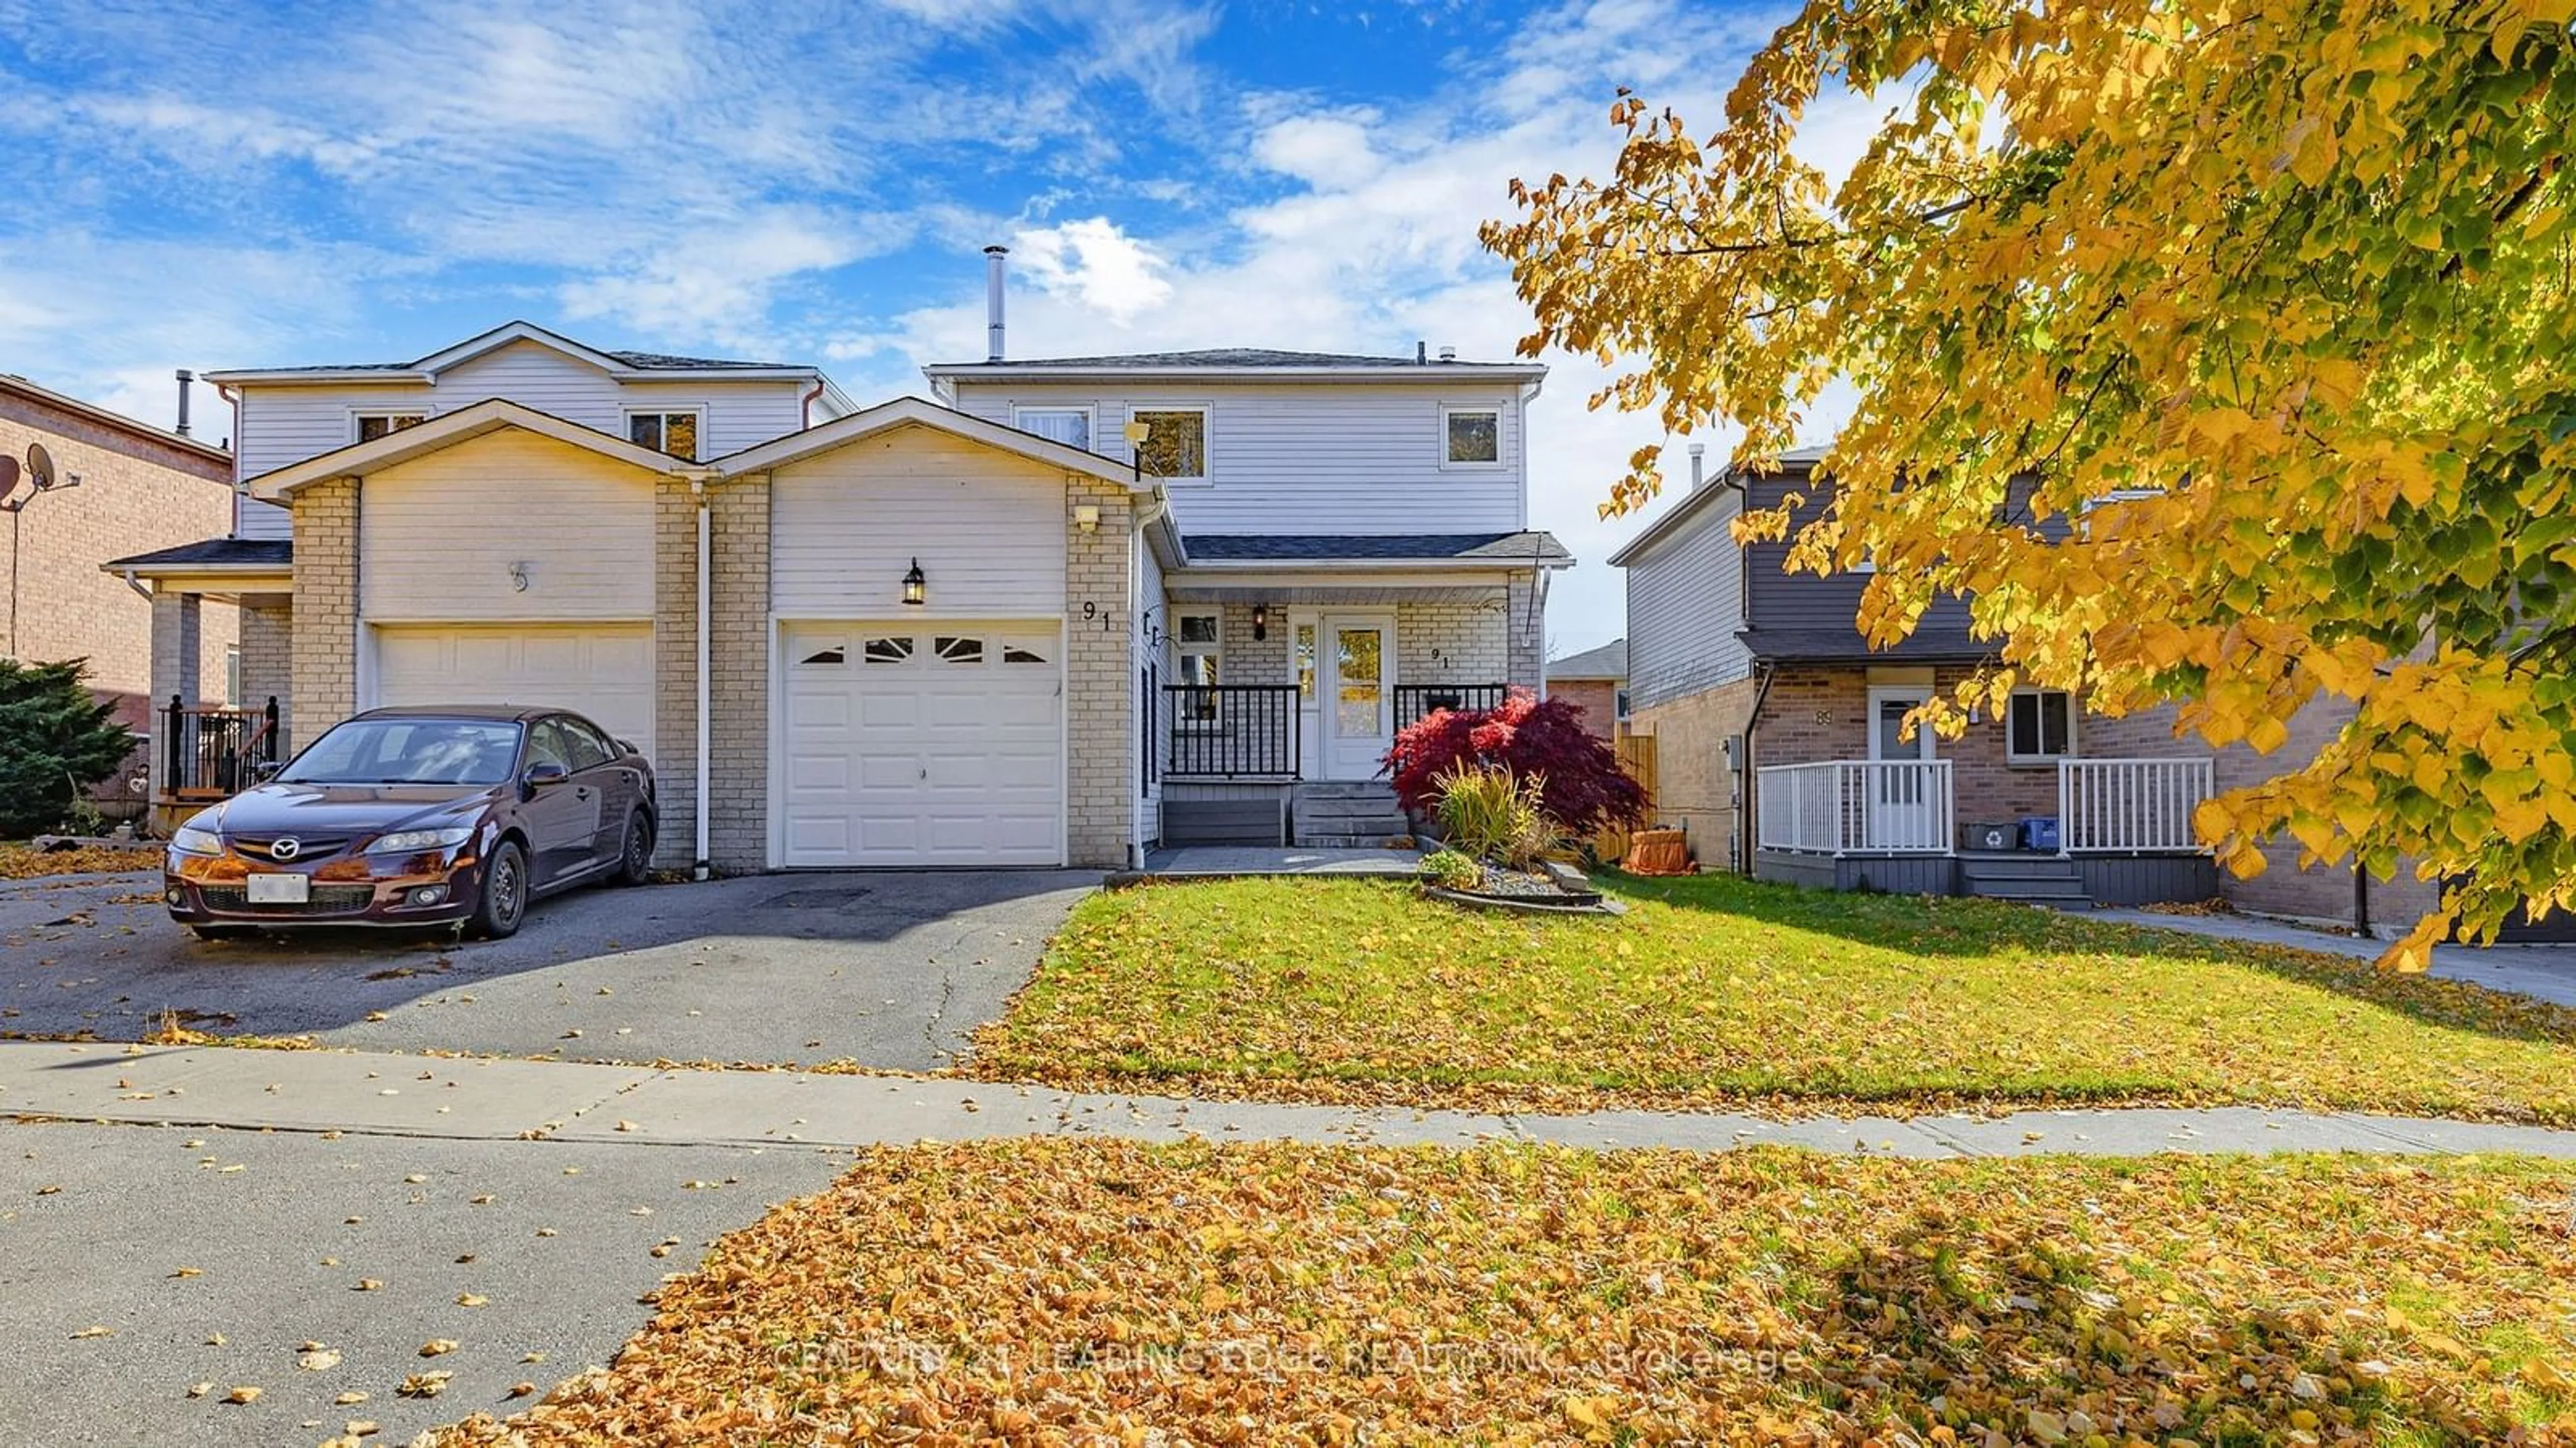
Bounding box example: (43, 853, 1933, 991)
(1613, 445, 2469, 937)
(1545, 637, 1626, 739)
(0, 374, 238, 819)
(113, 266, 1568, 873)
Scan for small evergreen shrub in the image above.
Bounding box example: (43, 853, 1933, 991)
(0, 660, 136, 838)
(1420, 847, 1485, 891)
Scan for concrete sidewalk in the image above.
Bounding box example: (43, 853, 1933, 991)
(8, 1039, 2575, 1160)
(2092, 907, 2576, 1008)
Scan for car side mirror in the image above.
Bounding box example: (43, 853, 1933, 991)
(252, 760, 285, 783)
(523, 762, 571, 791)
(616, 739, 641, 759)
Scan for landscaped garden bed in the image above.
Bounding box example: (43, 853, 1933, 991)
(425, 1140, 2576, 1446)
(973, 872, 2576, 1121)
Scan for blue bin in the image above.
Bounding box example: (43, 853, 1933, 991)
(2021, 816, 2062, 851)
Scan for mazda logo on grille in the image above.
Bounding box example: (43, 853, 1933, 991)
(269, 838, 302, 862)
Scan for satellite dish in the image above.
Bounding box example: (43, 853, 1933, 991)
(25, 443, 54, 489)
(0, 455, 17, 494)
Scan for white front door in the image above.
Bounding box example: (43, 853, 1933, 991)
(1864, 686, 1937, 849)
(1320, 617, 1393, 780)
(777, 621, 1065, 868)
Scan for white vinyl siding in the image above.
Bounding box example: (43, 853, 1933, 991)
(358, 431, 657, 621)
(1624, 490, 1752, 711)
(230, 339, 814, 539)
(947, 381, 1527, 534)
(769, 422, 1067, 617)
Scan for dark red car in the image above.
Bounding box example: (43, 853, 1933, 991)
(164, 705, 657, 941)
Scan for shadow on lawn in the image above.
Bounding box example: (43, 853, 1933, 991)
(1599, 868, 2576, 1051)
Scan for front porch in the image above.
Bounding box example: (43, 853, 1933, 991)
(1753, 757, 2220, 907)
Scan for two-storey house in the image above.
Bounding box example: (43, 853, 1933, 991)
(109, 260, 1567, 878)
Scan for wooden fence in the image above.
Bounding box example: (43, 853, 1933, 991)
(1590, 733, 1659, 862)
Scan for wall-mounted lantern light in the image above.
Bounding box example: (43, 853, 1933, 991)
(902, 558, 926, 607)
(1251, 603, 1269, 641)
(1122, 418, 1152, 484)
(1073, 503, 1100, 533)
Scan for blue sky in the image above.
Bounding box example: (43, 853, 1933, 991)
(0, 0, 1869, 652)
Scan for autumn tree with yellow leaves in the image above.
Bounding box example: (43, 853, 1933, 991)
(1485, 0, 2576, 962)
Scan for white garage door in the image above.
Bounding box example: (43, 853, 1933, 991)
(780, 621, 1063, 868)
(374, 625, 656, 758)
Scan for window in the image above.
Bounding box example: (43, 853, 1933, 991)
(1174, 610, 1221, 723)
(555, 717, 615, 772)
(863, 636, 914, 665)
(355, 413, 425, 443)
(2007, 689, 2076, 762)
(797, 643, 847, 666)
(627, 411, 702, 460)
(934, 635, 985, 664)
(1295, 622, 1317, 702)
(1442, 407, 1501, 465)
(1132, 408, 1208, 482)
(223, 646, 243, 710)
(1002, 643, 1049, 664)
(1614, 688, 1631, 723)
(1012, 406, 1092, 450)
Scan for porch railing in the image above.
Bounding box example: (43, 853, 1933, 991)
(1160, 684, 1301, 778)
(162, 694, 280, 801)
(1756, 760, 1954, 855)
(2057, 757, 2214, 854)
(1393, 682, 1507, 726)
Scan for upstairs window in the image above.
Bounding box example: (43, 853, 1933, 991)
(1442, 406, 1501, 466)
(355, 413, 425, 444)
(1132, 408, 1208, 482)
(2007, 689, 2076, 763)
(627, 410, 701, 460)
(1012, 406, 1092, 450)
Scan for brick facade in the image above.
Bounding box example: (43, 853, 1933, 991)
(1504, 573, 1544, 688)
(238, 597, 294, 748)
(652, 480, 706, 870)
(288, 478, 359, 742)
(1754, 664, 2064, 828)
(0, 381, 237, 731)
(1630, 676, 1761, 866)
(1548, 677, 1619, 739)
(1065, 478, 1135, 866)
(709, 480, 771, 868)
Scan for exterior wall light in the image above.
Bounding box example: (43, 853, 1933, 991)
(1073, 503, 1100, 533)
(902, 558, 926, 607)
(1252, 603, 1269, 640)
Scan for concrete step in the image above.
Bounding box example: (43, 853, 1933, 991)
(1295, 781, 1401, 799)
(1295, 797, 1412, 821)
(1162, 799, 1287, 848)
(1298, 832, 1418, 849)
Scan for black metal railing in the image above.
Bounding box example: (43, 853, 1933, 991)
(1393, 682, 1507, 727)
(1160, 684, 1301, 778)
(162, 694, 280, 800)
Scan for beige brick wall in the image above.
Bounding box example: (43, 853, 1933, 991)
(1503, 572, 1544, 688)
(709, 479, 771, 869)
(1066, 478, 1135, 866)
(1397, 595, 1509, 686)
(0, 391, 237, 729)
(238, 597, 294, 749)
(653, 480, 705, 871)
(1548, 677, 1619, 739)
(1631, 675, 1760, 866)
(288, 478, 359, 741)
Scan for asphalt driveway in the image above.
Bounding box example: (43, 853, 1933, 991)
(0, 868, 1098, 1068)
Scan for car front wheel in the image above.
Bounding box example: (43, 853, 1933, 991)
(470, 840, 529, 939)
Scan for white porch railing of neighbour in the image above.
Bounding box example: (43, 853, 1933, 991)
(1757, 760, 1955, 855)
(2057, 757, 2215, 854)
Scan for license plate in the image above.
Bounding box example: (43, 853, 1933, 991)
(246, 874, 311, 906)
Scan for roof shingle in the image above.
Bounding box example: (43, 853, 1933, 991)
(1183, 531, 1570, 564)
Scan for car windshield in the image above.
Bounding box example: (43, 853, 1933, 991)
(277, 719, 525, 786)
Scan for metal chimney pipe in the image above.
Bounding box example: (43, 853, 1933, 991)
(1415, 340, 1427, 364)
(983, 246, 1009, 363)
(174, 369, 194, 436)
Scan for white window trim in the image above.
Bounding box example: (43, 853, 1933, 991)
(347, 408, 428, 443)
(1171, 607, 1224, 731)
(2005, 686, 2078, 765)
(223, 645, 243, 710)
(621, 405, 708, 460)
(1128, 403, 1212, 486)
(1438, 403, 1505, 470)
(1010, 403, 1095, 452)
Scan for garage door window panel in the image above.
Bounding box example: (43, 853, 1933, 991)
(863, 636, 914, 665)
(936, 635, 985, 665)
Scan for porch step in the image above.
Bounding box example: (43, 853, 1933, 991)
(1162, 799, 1288, 848)
(1957, 849, 2091, 907)
(1291, 782, 1408, 847)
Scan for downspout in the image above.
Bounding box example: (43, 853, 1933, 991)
(692, 476, 713, 880)
(1739, 660, 1776, 876)
(800, 377, 825, 429)
(119, 568, 152, 602)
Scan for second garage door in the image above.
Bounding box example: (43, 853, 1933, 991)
(780, 621, 1063, 868)
(374, 624, 657, 759)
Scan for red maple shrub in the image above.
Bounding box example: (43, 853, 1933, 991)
(1382, 690, 1649, 836)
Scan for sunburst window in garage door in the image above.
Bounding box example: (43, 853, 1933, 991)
(1004, 641, 1047, 664)
(797, 639, 847, 666)
(935, 635, 984, 664)
(863, 636, 913, 665)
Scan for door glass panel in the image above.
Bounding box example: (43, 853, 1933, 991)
(1875, 697, 1929, 760)
(1335, 628, 1383, 737)
(1295, 624, 1316, 701)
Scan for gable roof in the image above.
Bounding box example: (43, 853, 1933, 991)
(244, 397, 687, 497)
(708, 395, 1152, 486)
(0, 373, 235, 475)
(1548, 637, 1627, 680)
(1607, 446, 1831, 568)
(206, 320, 826, 387)
(924, 348, 1546, 383)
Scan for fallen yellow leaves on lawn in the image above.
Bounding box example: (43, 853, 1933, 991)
(973, 876, 2576, 1121)
(426, 1141, 2576, 1445)
(0, 845, 160, 879)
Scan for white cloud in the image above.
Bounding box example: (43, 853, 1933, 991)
(1010, 218, 1175, 323)
(1251, 113, 1385, 191)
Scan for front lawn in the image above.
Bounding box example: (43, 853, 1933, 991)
(428, 1141, 2576, 1445)
(971, 874, 2576, 1120)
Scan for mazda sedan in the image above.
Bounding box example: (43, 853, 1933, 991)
(164, 706, 657, 941)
